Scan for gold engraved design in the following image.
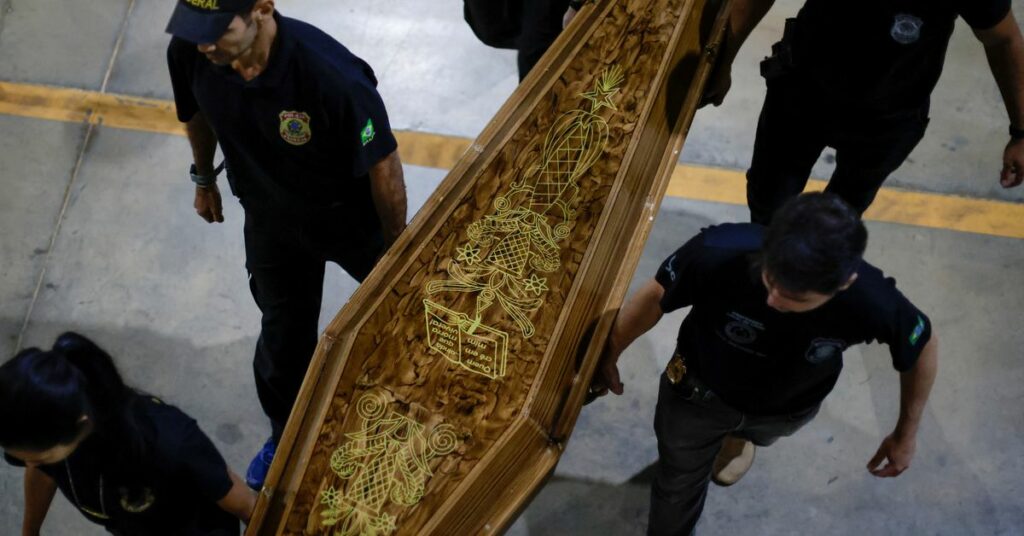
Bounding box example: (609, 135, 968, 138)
(424, 299, 510, 379)
(320, 392, 458, 535)
(423, 66, 624, 378)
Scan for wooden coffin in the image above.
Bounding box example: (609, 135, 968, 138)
(248, 0, 731, 533)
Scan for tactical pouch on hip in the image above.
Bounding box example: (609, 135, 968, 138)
(760, 18, 798, 81)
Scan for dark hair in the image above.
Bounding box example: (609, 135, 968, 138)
(0, 333, 146, 464)
(760, 193, 867, 294)
(237, 0, 260, 22)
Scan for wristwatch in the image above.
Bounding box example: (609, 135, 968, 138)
(189, 162, 225, 188)
(1010, 125, 1024, 141)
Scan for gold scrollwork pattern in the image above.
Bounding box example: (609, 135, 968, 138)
(319, 392, 458, 535)
(423, 66, 625, 379)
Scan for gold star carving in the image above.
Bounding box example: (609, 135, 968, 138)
(523, 274, 549, 295)
(456, 244, 482, 265)
(582, 65, 624, 113)
(374, 513, 397, 533)
(320, 486, 342, 509)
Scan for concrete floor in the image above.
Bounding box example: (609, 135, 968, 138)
(0, 1, 1022, 534)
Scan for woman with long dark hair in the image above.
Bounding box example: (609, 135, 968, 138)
(0, 332, 255, 535)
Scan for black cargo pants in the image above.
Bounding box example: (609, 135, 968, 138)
(746, 71, 930, 224)
(517, 0, 572, 80)
(243, 206, 383, 442)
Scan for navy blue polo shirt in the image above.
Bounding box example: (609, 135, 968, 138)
(167, 12, 398, 216)
(4, 397, 236, 535)
(656, 224, 932, 416)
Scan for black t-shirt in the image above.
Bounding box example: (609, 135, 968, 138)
(657, 224, 932, 416)
(790, 0, 1010, 113)
(167, 12, 398, 217)
(5, 397, 236, 536)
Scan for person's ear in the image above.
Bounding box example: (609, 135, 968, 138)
(254, 0, 274, 22)
(838, 272, 858, 291)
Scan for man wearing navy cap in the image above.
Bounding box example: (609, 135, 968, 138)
(165, 0, 407, 490)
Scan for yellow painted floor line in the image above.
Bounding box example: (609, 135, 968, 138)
(3, 81, 1022, 240)
(0, 81, 184, 135)
(668, 165, 1024, 240)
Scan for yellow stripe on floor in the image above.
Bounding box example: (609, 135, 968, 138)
(668, 166, 1024, 240)
(0, 81, 184, 135)
(3, 81, 1022, 240)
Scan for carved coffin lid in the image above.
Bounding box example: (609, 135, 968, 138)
(248, 0, 730, 534)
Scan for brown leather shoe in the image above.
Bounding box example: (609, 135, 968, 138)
(712, 435, 755, 487)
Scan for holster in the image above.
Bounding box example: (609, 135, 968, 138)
(759, 18, 798, 81)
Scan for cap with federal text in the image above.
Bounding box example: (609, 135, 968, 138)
(165, 0, 258, 44)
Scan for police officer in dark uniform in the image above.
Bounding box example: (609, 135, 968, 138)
(701, 0, 1024, 223)
(591, 193, 939, 535)
(164, 0, 407, 489)
(2, 333, 254, 536)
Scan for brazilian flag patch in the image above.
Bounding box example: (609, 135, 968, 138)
(361, 118, 375, 146)
(909, 315, 926, 346)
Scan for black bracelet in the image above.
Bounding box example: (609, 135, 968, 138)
(1010, 125, 1024, 140)
(568, 0, 586, 11)
(189, 161, 226, 188)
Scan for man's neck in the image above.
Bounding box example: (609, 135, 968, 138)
(231, 14, 278, 82)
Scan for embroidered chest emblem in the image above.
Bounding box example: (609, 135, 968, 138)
(891, 14, 923, 45)
(279, 111, 312, 146)
(805, 338, 846, 364)
(722, 311, 764, 346)
(119, 487, 156, 513)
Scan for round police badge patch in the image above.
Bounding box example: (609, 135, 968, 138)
(891, 14, 923, 45)
(279, 111, 311, 146)
(805, 338, 845, 364)
(724, 321, 757, 345)
(119, 487, 156, 513)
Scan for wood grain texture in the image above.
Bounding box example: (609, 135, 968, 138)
(247, 1, 731, 534)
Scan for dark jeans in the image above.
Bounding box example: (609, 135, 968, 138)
(517, 0, 570, 80)
(746, 72, 930, 224)
(648, 374, 820, 536)
(243, 207, 383, 442)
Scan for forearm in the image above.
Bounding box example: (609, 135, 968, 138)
(720, 0, 777, 64)
(217, 470, 256, 524)
(369, 149, 408, 245)
(22, 466, 57, 536)
(986, 46, 1024, 129)
(185, 112, 219, 177)
(979, 13, 1024, 129)
(606, 279, 666, 363)
(893, 336, 938, 441)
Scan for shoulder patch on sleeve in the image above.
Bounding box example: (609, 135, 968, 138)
(909, 315, 926, 346)
(663, 253, 678, 281)
(360, 118, 375, 146)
